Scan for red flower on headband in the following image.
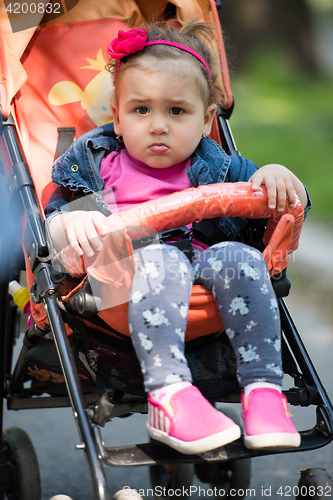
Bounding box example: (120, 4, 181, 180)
(107, 29, 147, 60)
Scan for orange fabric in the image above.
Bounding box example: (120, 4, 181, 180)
(0, 18, 10, 117)
(87, 222, 137, 311)
(262, 214, 295, 275)
(186, 285, 225, 339)
(14, 18, 127, 203)
(209, 0, 233, 109)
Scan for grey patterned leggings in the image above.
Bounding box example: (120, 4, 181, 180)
(128, 241, 283, 392)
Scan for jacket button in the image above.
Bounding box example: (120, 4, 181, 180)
(71, 164, 79, 172)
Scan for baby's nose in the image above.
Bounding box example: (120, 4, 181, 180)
(149, 114, 168, 135)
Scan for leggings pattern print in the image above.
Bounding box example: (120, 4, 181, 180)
(128, 242, 283, 392)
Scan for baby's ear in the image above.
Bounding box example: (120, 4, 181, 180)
(203, 103, 217, 136)
(110, 102, 121, 135)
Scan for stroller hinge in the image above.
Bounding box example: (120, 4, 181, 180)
(30, 262, 56, 303)
(86, 390, 115, 427)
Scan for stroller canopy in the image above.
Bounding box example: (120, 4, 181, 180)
(0, 0, 232, 117)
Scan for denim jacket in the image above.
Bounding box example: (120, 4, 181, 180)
(46, 123, 310, 241)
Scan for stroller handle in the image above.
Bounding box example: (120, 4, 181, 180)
(58, 182, 304, 278)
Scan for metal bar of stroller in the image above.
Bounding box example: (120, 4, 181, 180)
(216, 103, 240, 156)
(45, 295, 110, 500)
(279, 298, 333, 441)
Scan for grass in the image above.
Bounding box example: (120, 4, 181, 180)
(228, 49, 333, 225)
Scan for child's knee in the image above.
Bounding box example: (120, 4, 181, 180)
(194, 241, 269, 287)
(134, 243, 193, 287)
(211, 241, 266, 267)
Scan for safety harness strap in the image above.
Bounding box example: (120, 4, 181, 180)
(55, 127, 75, 159)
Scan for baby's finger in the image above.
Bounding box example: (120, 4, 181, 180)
(276, 179, 287, 212)
(78, 237, 95, 257)
(92, 213, 108, 237)
(286, 180, 296, 207)
(263, 176, 278, 209)
(66, 226, 83, 256)
(249, 172, 264, 191)
(73, 223, 95, 257)
(85, 221, 104, 252)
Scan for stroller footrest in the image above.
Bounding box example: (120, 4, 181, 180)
(103, 439, 250, 466)
(103, 426, 333, 467)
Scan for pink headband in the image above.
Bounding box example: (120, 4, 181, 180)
(107, 29, 211, 80)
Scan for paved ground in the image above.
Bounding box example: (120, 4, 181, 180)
(3, 221, 333, 499)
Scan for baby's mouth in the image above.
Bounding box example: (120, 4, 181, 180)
(149, 143, 169, 154)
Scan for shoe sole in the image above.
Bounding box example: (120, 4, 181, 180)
(243, 431, 301, 450)
(146, 422, 241, 455)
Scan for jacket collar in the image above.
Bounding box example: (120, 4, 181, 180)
(187, 136, 231, 187)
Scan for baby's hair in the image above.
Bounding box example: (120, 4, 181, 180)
(106, 22, 221, 107)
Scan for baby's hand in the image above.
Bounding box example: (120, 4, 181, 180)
(249, 164, 297, 212)
(60, 210, 108, 257)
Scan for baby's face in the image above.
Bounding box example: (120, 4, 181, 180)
(111, 60, 216, 169)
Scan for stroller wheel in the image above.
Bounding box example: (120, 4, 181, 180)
(149, 463, 194, 499)
(296, 468, 333, 500)
(2, 427, 41, 500)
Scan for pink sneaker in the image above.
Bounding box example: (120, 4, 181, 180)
(241, 388, 301, 450)
(146, 385, 241, 454)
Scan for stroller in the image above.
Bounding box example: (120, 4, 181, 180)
(1, 1, 333, 499)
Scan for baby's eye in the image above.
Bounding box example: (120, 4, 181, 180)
(136, 107, 149, 115)
(169, 107, 183, 115)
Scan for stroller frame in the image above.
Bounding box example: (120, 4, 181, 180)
(1, 105, 333, 500)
